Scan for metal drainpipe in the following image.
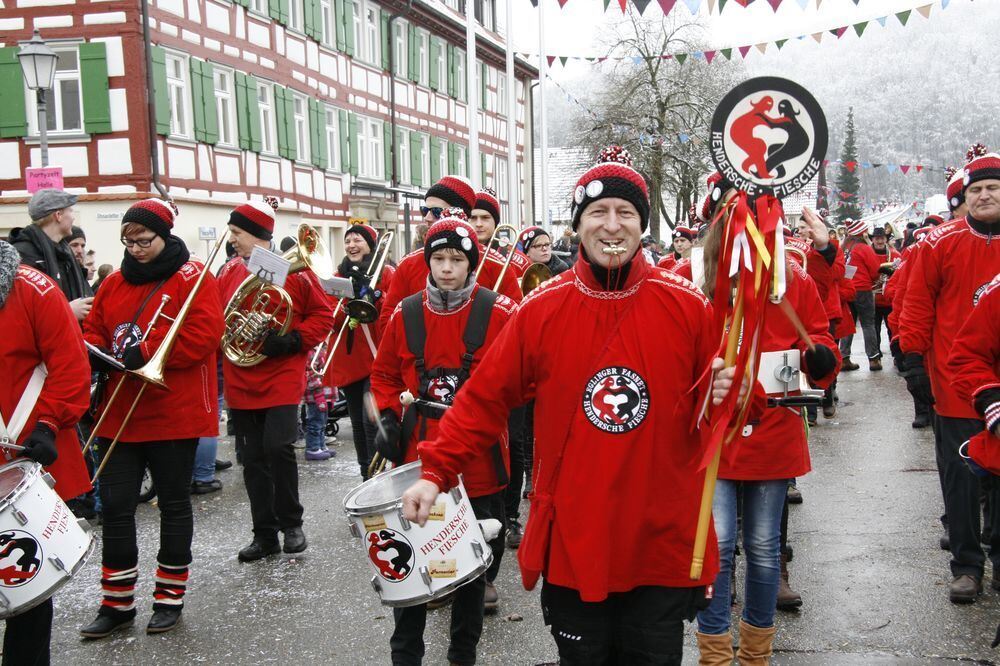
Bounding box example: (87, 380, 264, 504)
(141, 0, 169, 200)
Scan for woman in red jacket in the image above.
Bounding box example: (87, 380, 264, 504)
(80, 199, 224, 638)
(840, 219, 883, 371)
(0, 240, 90, 664)
(370, 213, 516, 666)
(324, 223, 394, 473)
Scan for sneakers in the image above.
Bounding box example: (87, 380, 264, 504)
(305, 448, 332, 461)
(949, 574, 982, 604)
(483, 582, 499, 614)
(869, 357, 883, 371)
(505, 519, 523, 549)
(191, 479, 222, 495)
(841, 359, 860, 372)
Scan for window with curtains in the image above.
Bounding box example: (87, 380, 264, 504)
(419, 134, 430, 188)
(393, 22, 407, 75)
(455, 49, 466, 102)
(417, 29, 429, 85)
(397, 129, 410, 184)
(250, 0, 265, 14)
(352, 0, 363, 60)
(288, 0, 304, 32)
(497, 70, 507, 114)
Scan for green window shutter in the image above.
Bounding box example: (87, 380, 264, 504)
(283, 89, 296, 160)
(150, 46, 171, 136)
(407, 24, 418, 83)
(235, 73, 251, 150)
(447, 141, 456, 174)
(410, 131, 423, 187)
(338, 109, 350, 173)
(428, 38, 440, 91)
(232, 0, 248, 6)
(343, 0, 355, 56)
(191, 59, 218, 144)
(334, 0, 347, 51)
(189, 59, 206, 141)
(303, 0, 316, 40)
(446, 44, 456, 98)
(383, 121, 392, 181)
(480, 62, 487, 110)
(273, 86, 289, 158)
(269, 0, 289, 25)
(79, 42, 112, 134)
(380, 12, 390, 71)
(246, 76, 262, 152)
(348, 113, 359, 176)
(0, 49, 27, 138)
(481, 152, 487, 184)
(309, 99, 328, 168)
(429, 136, 441, 183)
(463, 146, 469, 177)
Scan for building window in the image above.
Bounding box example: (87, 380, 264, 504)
(320, 0, 334, 46)
(325, 106, 341, 172)
(480, 0, 495, 31)
(438, 142, 447, 180)
(257, 82, 277, 154)
(497, 71, 507, 114)
(417, 29, 429, 85)
(496, 156, 507, 201)
(393, 22, 407, 75)
(357, 115, 383, 179)
(250, 0, 265, 13)
(27, 48, 83, 135)
(288, 0, 304, 32)
(352, 0, 363, 61)
(292, 93, 309, 162)
(397, 129, 409, 184)
(419, 134, 430, 188)
(434, 39, 446, 91)
(456, 145, 466, 177)
(455, 48, 466, 101)
(165, 53, 191, 138)
(214, 68, 237, 147)
(364, 3, 380, 64)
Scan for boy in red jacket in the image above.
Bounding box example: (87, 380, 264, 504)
(840, 219, 883, 371)
(370, 212, 516, 666)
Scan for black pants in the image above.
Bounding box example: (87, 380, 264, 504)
(523, 400, 536, 486)
(3, 597, 52, 666)
(874, 305, 892, 352)
(936, 415, 1000, 577)
(98, 438, 197, 570)
(840, 291, 879, 360)
(541, 582, 705, 665)
(391, 491, 504, 666)
(504, 404, 528, 521)
(341, 377, 378, 480)
(231, 405, 303, 543)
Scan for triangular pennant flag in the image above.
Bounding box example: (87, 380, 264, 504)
(676, 53, 688, 64)
(658, 0, 678, 14)
(942, 0, 951, 8)
(871, 163, 883, 168)
(756, 42, 768, 54)
(559, 56, 569, 67)
(796, 0, 808, 6)
(681, 0, 701, 12)
(811, 32, 823, 43)
(704, 50, 717, 63)
(815, 0, 822, 7)
(900, 165, 911, 174)
(707, 0, 716, 10)
(916, 165, 924, 173)
(845, 161, 857, 172)
(721, 48, 733, 60)
(557, 0, 570, 7)
(853, 21, 868, 37)
(851, 0, 859, 4)
(679, 133, 690, 143)
(632, 0, 654, 13)
(618, 0, 628, 9)
(717, 0, 727, 10)
(916, 4, 932, 18)
(603, 0, 612, 9)
(830, 26, 848, 38)
(896, 9, 910, 25)
(766, 0, 782, 10)
(822, 159, 830, 167)
(886, 164, 898, 174)
(876, 15, 887, 27)
(738, 45, 751, 58)
(546, 56, 556, 67)
(775, 38, 787, 49)
(632, 56, 644, 64)
(861, 162, 871, 168)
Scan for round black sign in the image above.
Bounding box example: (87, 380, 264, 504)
(709, 76, 828, 198)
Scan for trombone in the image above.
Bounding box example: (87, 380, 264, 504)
(87, 233, 228, 483)
(474, 223, 520, 291)
(312, 230, 394, 376)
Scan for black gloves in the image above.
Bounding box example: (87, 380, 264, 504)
(804, 344, 837, 382)
(374, 409, 403, 464)
(261, 330, 302, 357)
(22, 423, 57, 467)
(121, 344, 146, 371)
(878, 264, 895, 276)
(890, 338, 904, 373)
(903, 353, 935, 406)
(88, 346, 117, 373)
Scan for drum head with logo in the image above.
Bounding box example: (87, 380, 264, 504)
(0, 464, 27, 504)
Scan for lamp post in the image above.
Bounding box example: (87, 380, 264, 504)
(17, 30, 58, 168)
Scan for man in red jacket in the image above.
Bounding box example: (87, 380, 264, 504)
(370, 213, 516, 666)
(398, 146, 747, 664)
(0, 240, 90, 663)
(218, 199, 333, 562)
(900, 153, 1000, 603)
(840, 219, 883, 371)
(871, 227, 901, 357)
(471, 187, 530, 280)
(949, 271, 1000, 442)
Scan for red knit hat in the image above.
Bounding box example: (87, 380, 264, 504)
(345, 222, 377, 251)
(672, 226, 696, 242)
(963, 152, 1000, 192)
(230, 196, 278, 240)
(846, 219, 868, 237)
(698, 171, 733, 224)
(519, 225, 550, 252)
(923, 214, 945, 227)
(426, 175, 476, 216)
(122, 198, 177, 239)
(473, 187, 501, 226)
(571, 146, 649, 231)
(946, 169, 965, 212)
(424, 208, 478, 270)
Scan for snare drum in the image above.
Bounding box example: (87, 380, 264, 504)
(0, 460, 95, 619)
(344, 461, 492, 607)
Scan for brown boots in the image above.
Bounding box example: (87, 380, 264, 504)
(776, 552, 802, 610)
(697, 622, 776, 665)
(696, 630, 734, 666)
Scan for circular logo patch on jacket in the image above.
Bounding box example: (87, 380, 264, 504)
(582, 367, 650, 433)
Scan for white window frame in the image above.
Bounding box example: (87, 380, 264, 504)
(320, 0, 334, 46)
(497, 70, 507, 115)
(165, 52, 192, 139)
(357, 115, 383, 180)
(250, 0, 266, 14)
(434, 38, 446, 92)
(496, 156, 508, 201)
(292, 93, 309, 163)
(351, 0, 364, 62)
(324, 105, 341, 172)
(456, 145, 466, 177)
(417, 29, 429, 85)
(288, 0, 304, 33)
(437, 142, 447, 181)
(213, 67, 238, 147)
(397, 129, 410, 184)
(393, 21, 407, 75)
(364, 2, 380, 65)
(454, 48, 466, 101)
(419, 134, 430, 188)
(481, 0, 495, 31)
(257, 81, 277, 155)
(26, 45, 84, 136)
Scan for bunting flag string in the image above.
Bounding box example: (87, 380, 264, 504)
(526, 0, 951, 67)
(552, 0, 942, 16)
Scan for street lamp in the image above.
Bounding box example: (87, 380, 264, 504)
(17, 30, 58, 168)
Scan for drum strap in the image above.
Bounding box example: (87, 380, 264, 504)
(0, 364, 48, 444)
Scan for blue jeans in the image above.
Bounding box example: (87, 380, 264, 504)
(697, 478, 788, 634)
(304, 403, 328, 452)
(193, 437, 217, 483)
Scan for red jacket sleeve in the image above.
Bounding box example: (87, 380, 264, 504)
(32, 280, 90, 432)
(899, 243, 940, 356)
(141, 270, 225, 369)
(948, 277, 1000, 415)
(495, 268, 524, 303)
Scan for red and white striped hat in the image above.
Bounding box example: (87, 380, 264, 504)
(846, 218, 868, 237)
(122, 198, 177, 239)
(229, 196, 278, 240)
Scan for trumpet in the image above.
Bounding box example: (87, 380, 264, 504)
(222, 224, 333, 367)
(312, 230, 394, 376)
(88, 233, 228, 483)
(474, 223, 521, 290)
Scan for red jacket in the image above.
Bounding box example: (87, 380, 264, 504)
(324, 264, 395, 388)
(377, 247, 523, 333)
(218, 258, 333, 409)
(503, 247, 531, 279)
(872, 245, 901, 308)
(657, 254, 679, 271)
(900, 217, 1000, 418)
(417, 256, 721, 601)
(948, 271, 1000, 429)
(786, 237, 844, 324)
(84, 261, 224, 442)
(843, 240, 881, 293)
(371, 285, 517, 497)
(833, 274, 857, 339)
(674, 261, 839, 480)
(1, 266, 90, 500)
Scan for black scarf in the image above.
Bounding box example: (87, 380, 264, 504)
(580, 247, 633, 291)
(120, 236, 190, 285)
(338, 253, 373, 284)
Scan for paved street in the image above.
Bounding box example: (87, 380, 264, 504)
(18, 343, 1000, 664)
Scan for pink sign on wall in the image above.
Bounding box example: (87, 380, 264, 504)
(25, 167, 64, 193)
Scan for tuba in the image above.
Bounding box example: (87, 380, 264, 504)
(222, 224, 334, 367)
(520, 262, 552, 296)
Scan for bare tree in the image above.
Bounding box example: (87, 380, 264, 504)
(577, 10, 740, 240)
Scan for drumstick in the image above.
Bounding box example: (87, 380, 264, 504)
(0, 442, 25, 452)
(400, 391, 450, 411)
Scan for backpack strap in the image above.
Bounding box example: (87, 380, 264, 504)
(456, 288, 498, 387)
(401, 293, 426, 377)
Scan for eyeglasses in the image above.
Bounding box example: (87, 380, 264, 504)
(420, 206, 445, 220)
(532, 243, 552, 251)
(120, 237, 156, 249)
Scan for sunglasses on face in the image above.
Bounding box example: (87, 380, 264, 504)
(420, 206, 445, 220)
(121, 237, 156, 248)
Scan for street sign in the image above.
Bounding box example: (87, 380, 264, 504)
(348, 217, 368, 226)
(198, 226, 218, 241)
(25, 166, 64, 193)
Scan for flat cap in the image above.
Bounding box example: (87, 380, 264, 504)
(28, 189, 77, 221)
